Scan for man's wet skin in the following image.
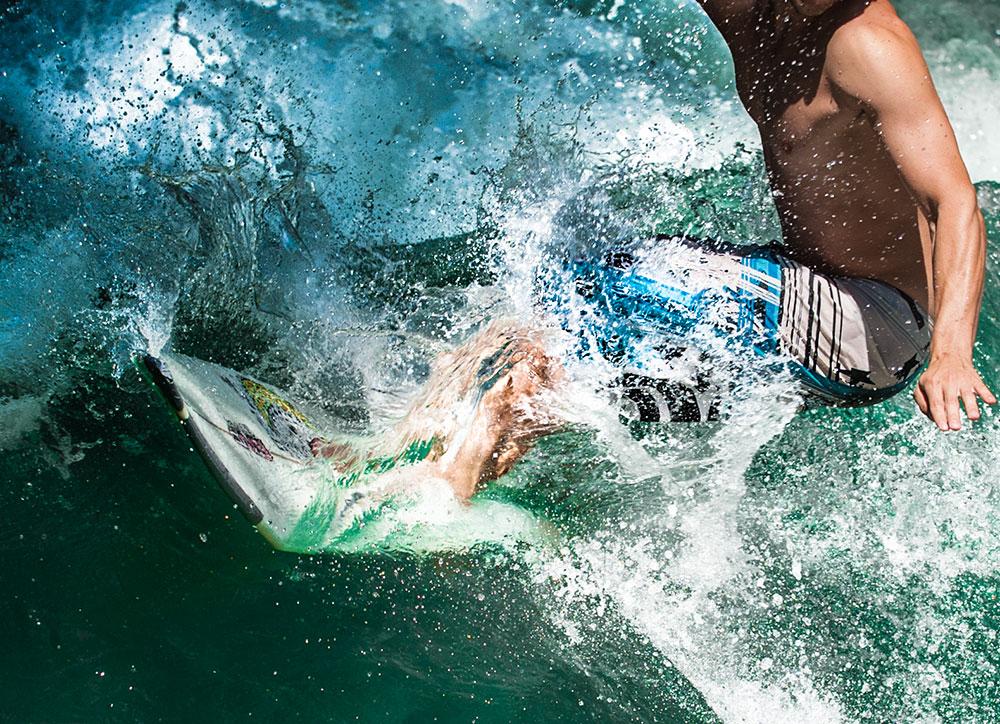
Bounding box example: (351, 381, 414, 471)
(439, 337, 563, 500)
(313, 321, 565, 501)
(727, 0, 927, 307)
(699, 0, 994, 429)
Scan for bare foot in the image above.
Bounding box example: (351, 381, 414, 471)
(443, 339, 564, 500)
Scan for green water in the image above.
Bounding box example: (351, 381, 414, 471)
(1, 398, 716, 722)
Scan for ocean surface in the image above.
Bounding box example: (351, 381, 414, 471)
(3, 0, 1000, 721)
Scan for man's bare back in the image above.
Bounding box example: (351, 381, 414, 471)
(699, 0, 995, 429)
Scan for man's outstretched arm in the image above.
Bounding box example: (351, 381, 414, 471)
(828, 18, 995, 430)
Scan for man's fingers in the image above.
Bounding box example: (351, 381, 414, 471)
(927, 389, 949, 431)
(916, 366, 994, 430)
(945, 391, 963, 431)
(962, 388, 982, 421)
(975, 379, 997, 405)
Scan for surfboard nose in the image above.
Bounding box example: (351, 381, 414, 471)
(141, 354, 188, 419)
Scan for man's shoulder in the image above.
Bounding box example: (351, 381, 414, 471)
(826, 3, 920, 75)
(825, 3, 926, 99)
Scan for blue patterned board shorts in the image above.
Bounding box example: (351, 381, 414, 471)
(561, 236, 932, 421)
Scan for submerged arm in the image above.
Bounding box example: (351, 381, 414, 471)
(829, 21, 994, 429)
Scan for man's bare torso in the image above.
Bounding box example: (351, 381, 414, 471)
(720, 0, 933, 311)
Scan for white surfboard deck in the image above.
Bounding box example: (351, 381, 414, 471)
(139, 351, 547, 553)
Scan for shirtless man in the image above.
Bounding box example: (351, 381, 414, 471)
(696, 0, 994, 430)
(316, 0, 994, 500)
(428, 0, 996, 495)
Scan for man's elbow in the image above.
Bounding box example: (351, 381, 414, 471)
(932, 184, 987, 260)
(927, 184, 981, 225)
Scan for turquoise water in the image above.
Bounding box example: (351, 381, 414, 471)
(3, 0, 1000, 721)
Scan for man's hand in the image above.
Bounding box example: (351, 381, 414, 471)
(913, 352, 996, 430)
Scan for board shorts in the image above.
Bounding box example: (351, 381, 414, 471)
(561, 236, 932, 420)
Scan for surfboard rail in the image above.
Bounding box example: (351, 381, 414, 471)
(141, 353, 267, 525)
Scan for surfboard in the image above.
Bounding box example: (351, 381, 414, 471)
(138, 351, 546, 553)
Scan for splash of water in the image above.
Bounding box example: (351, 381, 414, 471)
(4, 0, 1000, 721)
